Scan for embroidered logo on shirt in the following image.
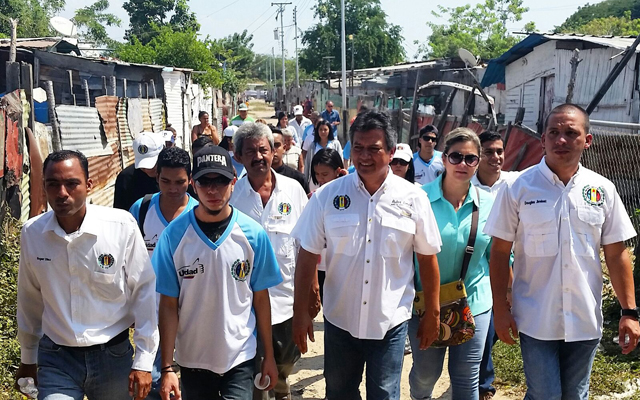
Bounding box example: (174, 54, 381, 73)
(231, 259, 251, 282)
(137, 144, 149, 154)
(97, 254, 115, 269)
(524, 199, 548, 205)
(179, 258, 204, 279)
(278, 202, 292, 216)
(36, 257, 52, 261)
(333, 195, 351, 210)
(582, 185, 605, 206)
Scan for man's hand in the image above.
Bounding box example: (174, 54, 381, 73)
(416, 310, 440, 350)
(160, 371, 181, 400)
(308, 282, 321, 319)
(293, 309, 315, 353)
(494, 306, 519, 345)
(619, 316, 640, 354)
(260, 355, 279, 391)
(129, 369, 152, 400)
(14, 363, 37, 392)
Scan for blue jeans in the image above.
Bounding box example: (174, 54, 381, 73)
(519, 333, 599, 400)
(37, 334, 133, 400)
(324, 319, 408, 400)
(408, 310, 491, 400)
(180, 358, 255, 400)
(478, 310, 497, 395)
(147, 348, 162, 400)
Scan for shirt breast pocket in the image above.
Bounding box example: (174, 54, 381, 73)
(266, 220, 295, 258)
(571, 206, 604, 258)
(90, 271, 125, 301)
(520, 207, 559, 257)
(380, 215, 416, 258)
(325, 214, 360, 256)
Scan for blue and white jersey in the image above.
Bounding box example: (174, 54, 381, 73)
(152, 207, 282, 374)
(413, 151, 444, 185)
(130, 193, 199, 255)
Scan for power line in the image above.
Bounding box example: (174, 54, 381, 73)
(249, 9, 279, 35)
(205, 0, 242, 19)
(243, 5, 273, 31)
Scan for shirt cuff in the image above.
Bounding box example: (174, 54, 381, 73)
(20, 345, 38, 365)
(483, 227, 516, 243)
(132, 349, 156, 372)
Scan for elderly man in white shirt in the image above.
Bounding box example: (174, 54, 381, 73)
(230, 123, 309, 400)
(288, 105, 311, 146)
(291, 109, 443, 400)
(485, 104, 640, 400)
(16, 150, 158, 400)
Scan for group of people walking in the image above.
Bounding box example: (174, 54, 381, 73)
(14, 102, 640, 400)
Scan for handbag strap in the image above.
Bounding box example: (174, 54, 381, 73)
(460, 187, 480, 281)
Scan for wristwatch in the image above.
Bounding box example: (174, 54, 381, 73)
(620, 308, 640, 320)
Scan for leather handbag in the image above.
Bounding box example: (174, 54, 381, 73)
(414, 187, 479, 347)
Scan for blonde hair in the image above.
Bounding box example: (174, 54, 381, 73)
(443, 128, 481, 155)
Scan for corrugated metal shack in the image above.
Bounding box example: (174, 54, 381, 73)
(1, 41, 221, 220)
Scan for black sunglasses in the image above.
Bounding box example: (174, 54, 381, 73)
(421, 135, 437, 143)
(445, 152, 480, 167)
(195, 176, 232, 189)
(390, 159, 409, 166)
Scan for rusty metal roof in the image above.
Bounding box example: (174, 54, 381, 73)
(141, 99, 153, 132)
(117, 98, 135, 168)
(56, 105, 112, 157)
(95, 96, 119, 141)
(149, 99, 164, 132)
(87, 141, 121, 207)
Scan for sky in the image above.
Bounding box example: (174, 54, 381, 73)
(59, 0, 588, 60)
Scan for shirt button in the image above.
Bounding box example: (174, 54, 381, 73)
(363, 301, 367, 305)
(365, 280, 369, 284)
(368, 218, 372, 222)
(367, 239, 371, 243)
(370, 199, 373, 202)
(366, 259, 370, 263)
(564, 264, 569, 268)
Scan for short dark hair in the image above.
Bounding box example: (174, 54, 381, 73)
(349, 109, 396, 151)
(419, 124, 438, 136)
(192, 136, 214, 154)
(43, 150, 89, 180)
(268, 124, 282, 135)
(157, 147, 191, 176)
(544, 103, 590, 133)
(478, 131, 503, 146)
(219, 136, 232, 151)
(198, 111, 209, 119)
(314, 119, 335, 143)
(310, 148, 344, 185)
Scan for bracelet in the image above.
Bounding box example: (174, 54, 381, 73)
(160, 370, 176, 374)
(160, 366, 174, 371)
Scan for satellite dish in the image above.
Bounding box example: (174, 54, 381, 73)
(458, 48, 478, 68)
(50, 16, 77, 37)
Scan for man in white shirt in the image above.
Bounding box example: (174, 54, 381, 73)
(231, 122, 309, 400)
(288, 105, 311, 146)
(413, 125, 444, 185)
(291, 110, 443, 400)
(485, 104, 640, 400)
(16, 150, 158, 400)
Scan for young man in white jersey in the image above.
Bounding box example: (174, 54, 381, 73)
(129, 146, 198, 399)
(153, 146, 282, 400)
(413, 125, 444, 185)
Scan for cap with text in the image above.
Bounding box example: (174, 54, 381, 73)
(293, 105, 303, 115)
(133, 131, 165, 169)
(393, 143, 413, 162)
(193, 145, 235, 180)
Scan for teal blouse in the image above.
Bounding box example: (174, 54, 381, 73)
(415, 174, 494, 316)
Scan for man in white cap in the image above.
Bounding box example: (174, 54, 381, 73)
(114, 131, 165, 211)
(220, 125, 246, 178)
(231, 103, 256, 127)
(288, 105, 311, 146)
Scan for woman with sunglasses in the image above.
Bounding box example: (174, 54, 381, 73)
(390, 143, 416, 184)
(409, 128, 495, 400)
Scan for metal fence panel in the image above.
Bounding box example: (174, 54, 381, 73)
(56, 105, 111, 157)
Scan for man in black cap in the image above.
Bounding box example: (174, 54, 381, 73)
(153, 146, 282, 400)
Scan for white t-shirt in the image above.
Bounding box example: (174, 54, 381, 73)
(471, 170, 521, 197)
(283, 146, 302, 171)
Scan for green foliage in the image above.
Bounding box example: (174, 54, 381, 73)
(122, 0, 199, 44)
(559, 11, 640, 36)
(556, 0, 640, 32)
(0, 215, 21, 399)
(299, 0, 405, 76)
(72, 0, 121, 48)
(417, 0, 532, 61)
(217, 30, 255, 82)
(0, 0, 65, 38)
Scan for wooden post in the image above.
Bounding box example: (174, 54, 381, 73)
(145, 83, 149, 99)
(123, 79, 127, 97)
(83, 79, 90, 107)
(150, 79, 157, 98)
(102, 76, 107, 95)
(503, 122, 514, 147)
(396, 98, 404, 140)
(566, 48, 581, 104)
(9, 19, 18, 63)
(67, 70, 76, 106)
(407, 69, 422, 144)
(45, 81, 62, 151)
(460, 87, 477, 127)
(110, 76, 116, 96)
(138, 83, 142, 98)
(20, 62, 35, 130)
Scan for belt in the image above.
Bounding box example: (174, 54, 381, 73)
(59, 329, 130, 352)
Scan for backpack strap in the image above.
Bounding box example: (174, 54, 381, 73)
(459, 187, 480, 281)
(138, 194, 154, 238)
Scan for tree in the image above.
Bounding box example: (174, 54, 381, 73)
(0, 0, 65, 38)
(417, 0, 532, 61)
(72, 0, 121, 48)
(122, 0, 199, 44)
(298, 0, 405, 76)
(559, 10, 640, 36)
(217, 30, 255, 81)
(556, 0, 640, 32)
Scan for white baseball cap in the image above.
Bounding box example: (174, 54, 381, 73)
(133, 132, 165, 169)
(393, 143, 413, 163)
(223, 125, 238, 138)
(161, 130, 175, 143)
(293, 105, 303, 115)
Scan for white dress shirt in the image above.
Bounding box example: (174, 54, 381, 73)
(289, 116, 311, 145)
(17, 205, 159, 371)
(283, 146, 302, 170)
(291, 170, 442, 340)
(484, 158, 636, 341)
(471, 170, 521, 196)
(230, 171, 309, 325)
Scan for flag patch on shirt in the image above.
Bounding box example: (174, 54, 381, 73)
(333, 195, 351, 210)
(278, 202, 292, 216)
(582, 185, 605, 206)
(97, 253, 115, 269)
(231, 259, 251, 282)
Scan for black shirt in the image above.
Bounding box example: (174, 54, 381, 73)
(274, 164, 310, 194)
(195, 210, 233, 243)
(113, 165, 159, 211)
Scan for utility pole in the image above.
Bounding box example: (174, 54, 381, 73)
(272, 47, 277, 105)
(340, 0, 348, 141)
(294, 6, 299, 89)
(272, 2, 291, 111)
(323, 56, 335, 95)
